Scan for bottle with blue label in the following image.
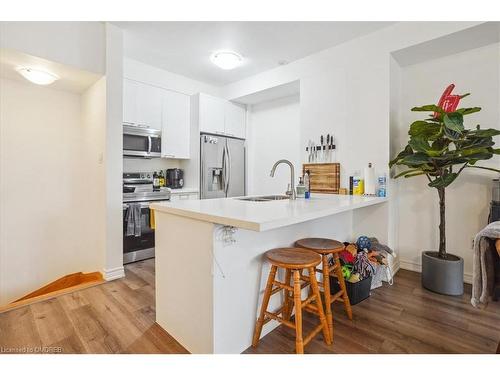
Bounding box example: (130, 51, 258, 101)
(304, 170, 311, 199)
(377, 174, 387, 197)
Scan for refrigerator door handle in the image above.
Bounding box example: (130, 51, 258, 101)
(222, 144, 227, 194)
(200, 147, 205, 199)
(225, 143, 231, 195)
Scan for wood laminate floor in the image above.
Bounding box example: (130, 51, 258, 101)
(0, 260, 499, 354)
(0, 259, 187, 354)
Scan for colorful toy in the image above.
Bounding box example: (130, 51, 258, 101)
(339, 250, 355, 264)
(348, 273, 361, 283)
(353, 251, 375, 279)
(356, 236, 371, 251)
(345, 243, 358, 256)
(341, 264, 353, 279)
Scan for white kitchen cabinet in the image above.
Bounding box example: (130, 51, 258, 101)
(123, 78, 163, 130)
(195, 93, 247, 139)
(198, 93, 226, 135)
(162, 91, 190, 159)
(123, 78, 139, 126)
(224, 102, 246, 139)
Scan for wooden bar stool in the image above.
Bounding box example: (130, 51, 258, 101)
(295, 238, 353, 340)
(252, 247, 331, 354)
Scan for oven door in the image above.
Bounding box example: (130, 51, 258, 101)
(122, 201, 158, 264)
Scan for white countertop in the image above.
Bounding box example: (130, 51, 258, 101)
(169, 187, 199, 194)
(151, 194, 388, 232)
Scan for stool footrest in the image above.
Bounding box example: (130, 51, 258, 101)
(330, 289, 345, 302)
(303, 323, 325, 346)
(301, 294, 317, 308)
(264, 311, 295, 329)
(272, 280, 293, 292)
(304, 304, 318, 314)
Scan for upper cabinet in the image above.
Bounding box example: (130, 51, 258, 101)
(196, 93, 246, 139)
(162, 90, 190, 159)
(198, 93, 226, 135)
(123, 78, 191, 159)
(123, 78, 162, 130)
(224, 102, 246, 139)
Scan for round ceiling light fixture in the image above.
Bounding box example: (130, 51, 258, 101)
(16, 67, 59, 85)
(210, 51, 243, 70)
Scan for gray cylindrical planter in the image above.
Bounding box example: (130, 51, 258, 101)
(421, 251, 464, 296)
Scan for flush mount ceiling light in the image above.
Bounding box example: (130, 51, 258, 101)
(16, 67, 59, 85)
(210, 51, 243, 70)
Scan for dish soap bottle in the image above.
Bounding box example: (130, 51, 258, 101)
(296, 177, 306, 197)
(353, 170, 364, 195)
(304, 170, 311, 199)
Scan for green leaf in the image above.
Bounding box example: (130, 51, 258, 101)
(393, 169, 421, 179)
(460, 148, 490, 157)
(403, 171, 427, 178)
(402, 152, 431, 166)
(466, 153, 493, 164)
(443, 112, 464, 133)
(389, 145, 413, 168)
(456, 107, 481, 116)
(467, 165, 500, 173)
(409, 137, 430, 153)
(491, 148, 500, 155)
(460, 136, 494, 149)
(408, 121, 441, 140)
(468, 128, 500, 137)
(411, 104, 444, 113)
(444, 126, 461, 140)
(428, 173, 458, 188)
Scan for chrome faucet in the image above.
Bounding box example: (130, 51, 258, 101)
(270, 159, 297, 200)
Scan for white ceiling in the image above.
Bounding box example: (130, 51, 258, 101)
(114, 22, 395, 87)
(0, 48, 101, 93)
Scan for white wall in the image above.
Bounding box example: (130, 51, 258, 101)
(0, 77, 106, 304)
(103, 23, 125, 280)
(0, 22, 105, 74)
(247, 95, 300, 195)
(392, 43, 500, 281)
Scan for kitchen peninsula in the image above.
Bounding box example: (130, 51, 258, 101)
(151, 194, 388, 353)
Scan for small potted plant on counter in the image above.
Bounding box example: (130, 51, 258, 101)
(389, 84, 500, 295)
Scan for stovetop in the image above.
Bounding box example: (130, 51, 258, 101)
(123, 189, 171, 203)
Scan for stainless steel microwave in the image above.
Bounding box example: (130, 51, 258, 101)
(123, 124, 161, 158)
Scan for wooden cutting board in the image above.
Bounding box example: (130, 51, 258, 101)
(302, 163, 340, 194)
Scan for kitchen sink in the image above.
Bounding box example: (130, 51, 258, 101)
(236, 195, 290, 202)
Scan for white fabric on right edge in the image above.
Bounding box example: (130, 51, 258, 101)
(471, 221, 500, 308)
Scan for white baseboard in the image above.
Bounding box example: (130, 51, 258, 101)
(397, 258, 472, 284)
(103, 266, 125, 281)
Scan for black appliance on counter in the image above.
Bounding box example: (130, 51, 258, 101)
(166, 168, 184, 189)
(122, 172, 171, 264)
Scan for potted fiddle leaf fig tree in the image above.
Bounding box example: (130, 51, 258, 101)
(389, 84, 500, 295)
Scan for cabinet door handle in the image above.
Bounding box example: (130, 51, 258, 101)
(163, 154, 176, 158)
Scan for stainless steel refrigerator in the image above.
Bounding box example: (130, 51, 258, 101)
(200, 133, 245, 199)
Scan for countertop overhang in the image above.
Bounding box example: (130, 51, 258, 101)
(150, 194, 388, 232)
